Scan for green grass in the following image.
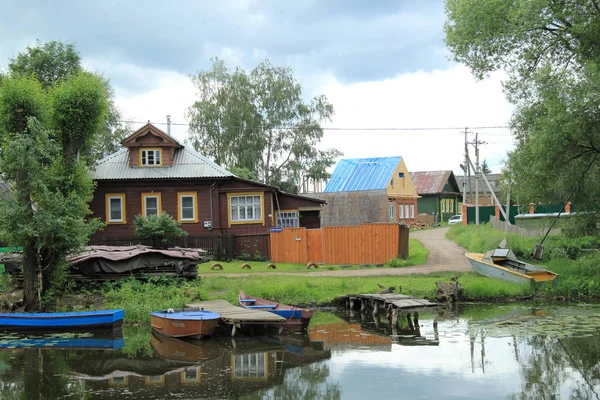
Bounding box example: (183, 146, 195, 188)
(199, 239, 429, 274)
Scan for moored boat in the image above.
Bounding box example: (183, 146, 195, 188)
(239, 291, 314, 331)
(150, 309, 220, 339)
(465, 247, 558, 285)
(0, 309, 124, 329)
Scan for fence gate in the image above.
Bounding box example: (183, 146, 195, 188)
(306, 229, 323, 263)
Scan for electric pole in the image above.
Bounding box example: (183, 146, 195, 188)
(469, 133, 486, 225)
(463, 128, 468, 205)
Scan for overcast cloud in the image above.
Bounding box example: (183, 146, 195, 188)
(0, 0, 513, 174)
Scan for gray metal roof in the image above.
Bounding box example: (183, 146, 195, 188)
(92, 146, 233, 180)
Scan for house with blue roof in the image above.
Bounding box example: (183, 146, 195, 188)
(323, 156, 420, 224)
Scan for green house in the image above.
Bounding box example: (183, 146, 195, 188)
(410, 171, 461, 222)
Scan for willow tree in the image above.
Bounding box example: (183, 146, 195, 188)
(0, 72, 108, 310)
(187, 58, 341, 193)
(445, 1, 600, 215)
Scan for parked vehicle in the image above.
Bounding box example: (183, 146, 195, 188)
(239, 291, 314, 331)
(0, 309, 124, 329)
(150, 309, 221, 339)
(448, 214, 463, 225)
(465, 245, 558, 285)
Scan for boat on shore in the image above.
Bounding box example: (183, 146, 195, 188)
(150, 309, 221, 339)
(465, 247, 558, 285)
(239, 291, 314, 331)
(0, 309, 124, 329)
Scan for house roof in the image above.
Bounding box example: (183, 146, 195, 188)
(92, 146, 233, 180)
(121, 123, 183, 148)
(410, 170, 460, 195)
(324, 157, 401, 192)
(456, 173, 501, 193)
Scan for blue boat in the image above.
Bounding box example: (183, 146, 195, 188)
(0, 309, 124, 328)
(0, 337, 125, 350)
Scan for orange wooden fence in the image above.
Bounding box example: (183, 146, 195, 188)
(270, 223, 408, 265)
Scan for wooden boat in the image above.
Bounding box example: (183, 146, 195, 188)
(239, 291, 314, 331)
(465, 247, 558, 285)
(0, 309, 124, 329)
(150, 309, 220, 339)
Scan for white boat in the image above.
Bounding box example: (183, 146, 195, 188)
(465, 246, 558, 285)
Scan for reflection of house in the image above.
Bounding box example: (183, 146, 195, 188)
(456, 173, 501, 206)
(410, 171, 461, 222)
(308, 157, 419, 226)
(89, 123, 325, 244)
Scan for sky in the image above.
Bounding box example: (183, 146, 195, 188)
(0, 0, 514, 175)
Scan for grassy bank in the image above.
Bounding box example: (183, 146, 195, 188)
(199, 238, 429, 273)
(447, 223, 600, 299)
(96, 270, 530, 325)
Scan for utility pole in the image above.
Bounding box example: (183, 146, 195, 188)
(468, 133, 486, 225)
(463, 128, 469, 205)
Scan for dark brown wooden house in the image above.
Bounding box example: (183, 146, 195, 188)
(89, 123, 324, 256)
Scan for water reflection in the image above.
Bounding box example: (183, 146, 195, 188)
(1, 304, 599, 399)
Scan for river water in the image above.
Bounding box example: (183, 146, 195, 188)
(1, 303, 599, 399)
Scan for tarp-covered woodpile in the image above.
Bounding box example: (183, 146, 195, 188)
(2, 245, 210, 283)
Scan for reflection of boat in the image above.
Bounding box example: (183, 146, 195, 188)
(239, 291, 314, 331)
(150, 309, 220, 339)
(465, 248, 558, 284)
(150, 330, 224, 363)
(0, 336, 124, 350)
(0, 309, 124, 329)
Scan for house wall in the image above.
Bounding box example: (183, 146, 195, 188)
(417, 196, 439, 215)
(389, 197, 418, 224)
(306, 190, 389, 226)
(386, 158, 418, 198)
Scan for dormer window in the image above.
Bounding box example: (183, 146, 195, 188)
(140, 148, 162, 166)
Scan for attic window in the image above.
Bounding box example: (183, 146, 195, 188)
(398, 173, 404, 178)
(140, 149, 161, 166)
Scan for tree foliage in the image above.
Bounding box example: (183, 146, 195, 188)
(187, 58, 341, 193)
(134, 213, 187, 248)
(445, 1, 600, 213)
(4, 40, 130, 163)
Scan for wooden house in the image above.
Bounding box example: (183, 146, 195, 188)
(410, 170, 461, 222)
(456, 173, 502, 206)
(322, 157, 419, 224)
(89, 123, 324, 244)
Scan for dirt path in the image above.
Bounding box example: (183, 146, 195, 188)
(201, 227, 471, 277)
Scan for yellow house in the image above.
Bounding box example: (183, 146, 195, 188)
(324, 156, 420, 223)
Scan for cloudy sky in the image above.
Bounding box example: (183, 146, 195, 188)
(0, 0, 514, 174)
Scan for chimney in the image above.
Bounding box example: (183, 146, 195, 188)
(166, 115, 172, 136)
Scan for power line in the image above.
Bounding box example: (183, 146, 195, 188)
(118, 119, 511, 133)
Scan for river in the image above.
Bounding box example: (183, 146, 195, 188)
(1, 303, 599, 399)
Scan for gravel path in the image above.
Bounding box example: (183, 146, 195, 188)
(202, 227, 471, 277)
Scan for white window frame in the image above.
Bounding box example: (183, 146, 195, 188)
(410, 204, 415, 218)
(107, 195, 125, 223)
(277, 211, 300, 228)
(141, 149, 161, 166)
(229, 194, 263, 224)
(233, 353, 267, 379)
(178, 193, 197, 222)
(405, 205, 410, 219)
(144, 195, 160, 217)
(399, 204, 404, 219)
(389, 203, 395, 220)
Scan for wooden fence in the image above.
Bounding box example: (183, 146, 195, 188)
(270, 223, 408, 265)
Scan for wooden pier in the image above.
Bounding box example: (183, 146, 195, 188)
(337, 293, 438, 333)
(186, 300, 286, 337)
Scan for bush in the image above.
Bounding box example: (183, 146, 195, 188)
(133, 212, 187, 248)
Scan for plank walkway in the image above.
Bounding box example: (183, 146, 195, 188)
(186, 300, 285, 336)
(338, 293, 437, 312)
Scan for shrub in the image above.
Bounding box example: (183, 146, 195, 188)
(133, 212, 187, 248)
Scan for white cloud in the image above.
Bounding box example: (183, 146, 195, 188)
(317, 65, 514, 174)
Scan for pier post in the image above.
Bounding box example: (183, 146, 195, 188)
(407, 313, 414, 330)
(391, 308, 398, 326)
(413, 312, 419, 326)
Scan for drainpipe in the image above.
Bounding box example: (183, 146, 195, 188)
(208, 182, 216, 231)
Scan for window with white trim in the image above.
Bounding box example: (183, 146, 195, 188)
(179, 194, 196, 222)
(410, 204, 415, 218)
(389, 203, 395, 220)
(405, 205, 410, 219)
(277, 211, 299, 228)
(144, 195, 160, 217)
(107, 195, 124, 223)
(233, 353, 266, 379)
(399, 204, 404, 219)
(230, 195, 262, 223)
(141, 149, 161, 166)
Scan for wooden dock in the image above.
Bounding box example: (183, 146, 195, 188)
(337, 293, 438, 330)
(186, 300, 286, 336)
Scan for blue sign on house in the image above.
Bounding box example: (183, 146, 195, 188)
(270, 228, 283, 232)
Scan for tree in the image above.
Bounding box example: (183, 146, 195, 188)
(0, 72, 108, 310)
(134, 213, 187, 248)
(445, 1, 600, 212)
(187, 58, 341, 193)
(481, 159, 491, 176)
(5, 40, 130, 163)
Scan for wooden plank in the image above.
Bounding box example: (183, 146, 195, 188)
(186, 300, 286, 324)
(307, 229, 323, 263)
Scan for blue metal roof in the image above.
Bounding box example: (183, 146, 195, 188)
(324, 157, 402, 192)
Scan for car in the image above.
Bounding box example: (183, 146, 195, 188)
(448, 215, 463, 225)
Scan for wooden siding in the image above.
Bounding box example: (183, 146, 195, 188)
(386, 157, 418, 198)
(270, 224, 407, 265)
